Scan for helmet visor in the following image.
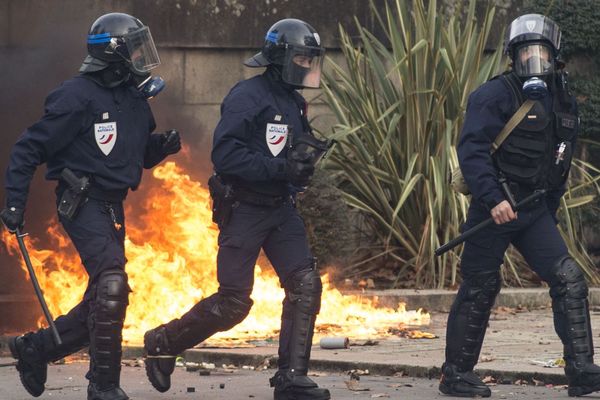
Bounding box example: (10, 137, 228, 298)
(124, 27, 161, 73)
(514, 43, 553, 77)
(282, 45, 325, 88)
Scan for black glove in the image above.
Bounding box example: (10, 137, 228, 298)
(286, 150, 315, 187)
(0, 207, 25, 233)
(160, 129, 181, 155)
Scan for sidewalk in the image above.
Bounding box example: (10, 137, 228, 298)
(3, 289, 600, 386)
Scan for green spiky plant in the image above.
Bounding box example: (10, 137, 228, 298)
(319, 0, 600, 288)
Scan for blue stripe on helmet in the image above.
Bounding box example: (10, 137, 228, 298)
(88, 32, 111, 39)
(87, 38, 112, 44)
(265, 31, 278, 43)
(87, 32, 112, 44)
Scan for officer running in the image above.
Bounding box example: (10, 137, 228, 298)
(143, 18, 331, 400)
(439, 14, 600, 398)
(1, 13, 181, 400)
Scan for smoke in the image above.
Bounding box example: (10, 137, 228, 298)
(0, 5, 93, 330)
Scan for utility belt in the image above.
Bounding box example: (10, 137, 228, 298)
(87, 187, 128, 202)
(56, 169, 127, 220)
(208, 174, 289, 228)
(234, 188, 290, 207)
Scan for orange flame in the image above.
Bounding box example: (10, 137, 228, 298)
(1, 162, 429, 344)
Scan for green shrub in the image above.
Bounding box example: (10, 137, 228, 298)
(320, 0, 600, 287)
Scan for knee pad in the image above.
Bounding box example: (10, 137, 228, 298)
(202, 293, 253, 331)
(549, 255, 588, 301)
(459, 271, 501, 312)
(446, 271, 500, 371)
(284, 267, 323, 316)
(95, 269, 130, 321)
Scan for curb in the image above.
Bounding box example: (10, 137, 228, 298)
(342, 287, 600, 312)
(123, 345, 568, 386)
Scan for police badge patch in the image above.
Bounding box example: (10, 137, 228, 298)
(94, 122, 118, 156)
(266, 123, 288, 156)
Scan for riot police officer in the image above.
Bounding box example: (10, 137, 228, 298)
(439, 14, 600, 398)
(1, 13, 181, 400)
(143, 18, 331, 400)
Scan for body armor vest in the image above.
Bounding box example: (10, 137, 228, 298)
(493, 72, 578, 191)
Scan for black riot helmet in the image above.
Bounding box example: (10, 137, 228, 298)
(244, 18, 325, 88)
(80, 13, 160, 76)
(505, 14, 561, 78)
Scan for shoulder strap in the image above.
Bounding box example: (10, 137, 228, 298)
(490, 99, 535, 153)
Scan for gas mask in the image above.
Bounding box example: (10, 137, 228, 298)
(513, 43, 554, 100)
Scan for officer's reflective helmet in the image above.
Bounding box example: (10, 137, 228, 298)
(505, 14, 561, 78)
(82, 13, 160, 74)
(244, 18, 325, 88)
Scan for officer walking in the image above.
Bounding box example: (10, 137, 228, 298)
(439, 14, 600, 398)
(1, 13, 181, 400)
(143, 19, 330, 400)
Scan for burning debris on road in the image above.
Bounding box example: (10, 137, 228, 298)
(1, 162, 430, 344)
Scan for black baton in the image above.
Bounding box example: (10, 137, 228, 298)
(15, 228, 62, 345)
(435, 190, 546, 257)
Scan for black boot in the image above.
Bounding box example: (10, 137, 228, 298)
(87, 384, 129, 400)
(144, 292, 252, 392)
(270, 370, 330, 400)
(9, 302, 92, 398)
(549, 256, 600, 397)
(565, 362, 600, 397)
(439, 271, 500, 398)
(144, 325, 177, 393)
(9, 333, 47, 397)
(87, 269, 130, 400)
(274, 266, 330, 400)
(439, 363, 491, 398)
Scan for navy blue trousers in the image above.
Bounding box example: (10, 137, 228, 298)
(216, 200, 313, 296)
(37, 198, 126, 359)
(460, 200, 568, 280)
(443, 200, 570, 371)
(171, 199, 314, 369)
(222, 200, 313, 369)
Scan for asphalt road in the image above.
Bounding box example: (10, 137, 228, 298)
(1, 358, 598, 399)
